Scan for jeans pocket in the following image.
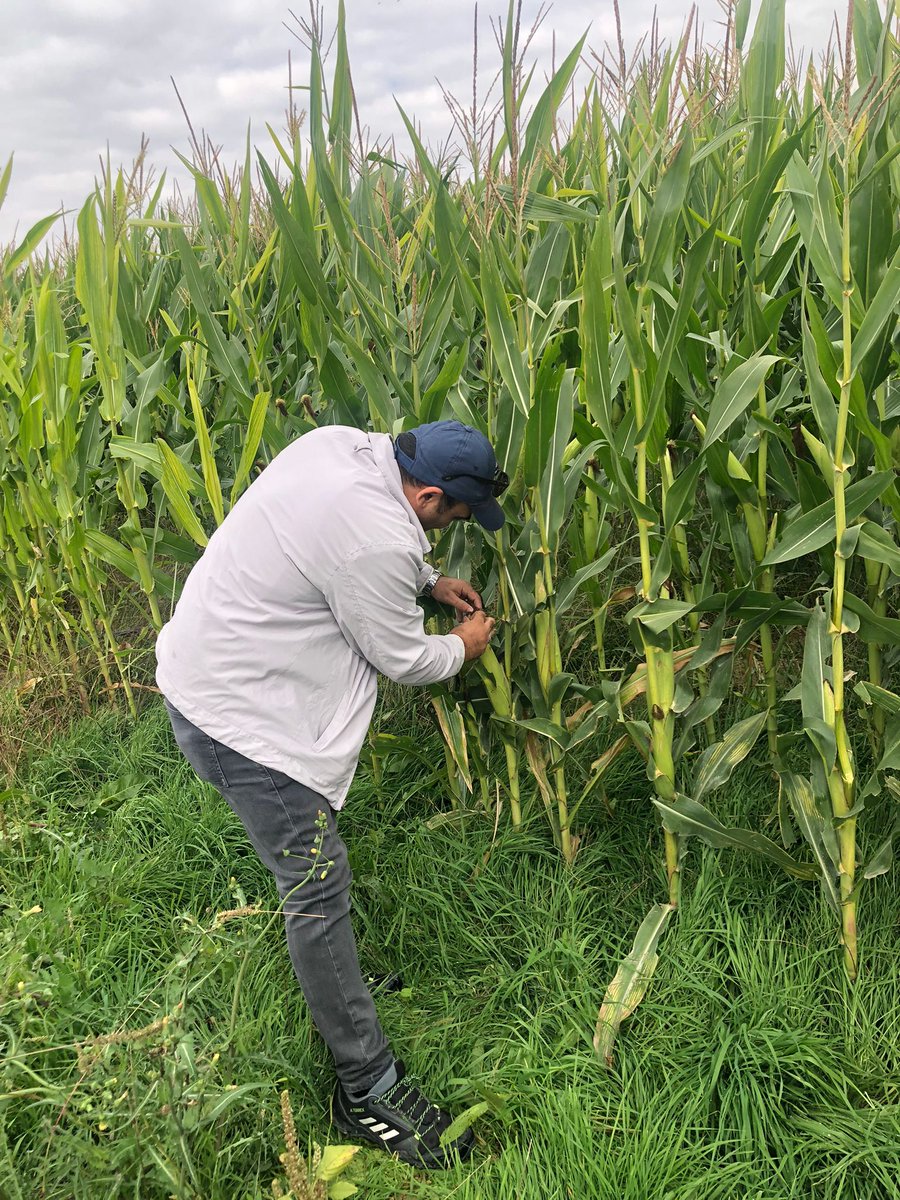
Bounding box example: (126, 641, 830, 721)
(201, 737, 231, 789)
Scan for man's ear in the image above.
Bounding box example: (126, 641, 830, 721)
(415, 486, 444, 507)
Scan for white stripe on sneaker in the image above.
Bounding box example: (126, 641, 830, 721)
(359, 1117, 377, 1126)
(370, 1122, 388, 1133)
(380, 1129, 400, 1141)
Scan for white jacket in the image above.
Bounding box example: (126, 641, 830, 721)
(155, 427, 465, 805)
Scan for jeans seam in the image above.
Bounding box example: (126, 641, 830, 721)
(263, 767, 373, 1073)
(206, 736, 231, 790)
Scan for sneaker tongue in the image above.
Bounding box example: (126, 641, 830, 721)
(365, 1061, 398, 1099)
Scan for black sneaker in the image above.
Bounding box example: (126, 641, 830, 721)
(330, 1060, 475, 1170)
(362, 971, 404, 994)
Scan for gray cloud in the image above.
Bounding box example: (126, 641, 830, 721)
(1, 0, 841, 245)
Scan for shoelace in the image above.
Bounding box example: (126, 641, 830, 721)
(379, 1075, 443, 1136)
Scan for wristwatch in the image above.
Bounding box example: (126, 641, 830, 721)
(421, 568, 442, 598)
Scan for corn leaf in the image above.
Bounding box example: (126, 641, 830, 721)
(693, 710, 768, 802)
(628, 599, 695, 634)
(556, 547, 618, 617)
(762, 471, 894, 565)
(778, 771, 841, 912)
(701, 353, 780, 448)
(494, 716, 570, 750)
(581, 216, 614, 431)
(3, 212, 60, 283)
(538, 370, 576, 546)
(524, 345, 565, 488)
(856, 521, 900, 574)
(438, 1102, 491, 1147)
(0, 154, 12, 210)
(851, 242, 900, 372)
(640, 131, 693, 286)
(593, 903, 675, 1066)
(863, 811, 899, 880)
(309, 34, 350, 252)
(257, 152, 330, 309)
(432, 696, 472, 793)
(741, 127, 804, 275)
(785, 152, 851, 318)
(327, 1182, 358, 1200)
(172, 227, 250, 402)
(157, 439, 210, 547)
(315, 1146, 359, 1182)
(480, 242, 530, 416)
(743, 0, 785, 181)
(186, 375, 224, 526)
(654, 794, 819, 879)
(230, 391, 270, 506)
(844, 591, 900, 647)
(854, 681, 900, 716)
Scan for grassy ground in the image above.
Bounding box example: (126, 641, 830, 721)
(1, 700, 899, 1199)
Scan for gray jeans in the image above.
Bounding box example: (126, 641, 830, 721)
(164, 700, 393, 1094)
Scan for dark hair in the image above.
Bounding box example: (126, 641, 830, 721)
(395, 432, 459, 512)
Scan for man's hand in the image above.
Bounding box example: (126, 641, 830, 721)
(431, 575, 484, 616)
(450, 610, 496, 661)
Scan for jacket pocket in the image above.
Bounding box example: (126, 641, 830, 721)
(312, 686, 356, 752)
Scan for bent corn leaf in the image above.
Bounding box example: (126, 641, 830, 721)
(627, 599, 695, 634)
(593, 903, 675, 1067)
(778, 771, 841, 913)
(654, 794, 820, 879)
(856, 521, 900, 575)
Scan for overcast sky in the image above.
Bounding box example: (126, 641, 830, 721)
(1, 1, 841, 247)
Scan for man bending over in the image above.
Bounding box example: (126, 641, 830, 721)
(156, 420, 506, 1169)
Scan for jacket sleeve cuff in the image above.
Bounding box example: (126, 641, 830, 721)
(415, 562, 433, 594)
(445, 632, 466, 672)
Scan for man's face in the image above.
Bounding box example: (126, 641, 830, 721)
(419, 494, 472, 531)
(408, 486, 472, 531)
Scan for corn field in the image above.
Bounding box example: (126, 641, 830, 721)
(1, 0, 899, 1002)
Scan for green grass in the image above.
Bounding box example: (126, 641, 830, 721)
(1, 701, 899, 1199)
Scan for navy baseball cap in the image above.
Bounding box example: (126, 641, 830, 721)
(394, 421, 507, 531)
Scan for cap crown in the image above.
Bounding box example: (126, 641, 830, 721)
(396, 421, 496, 505)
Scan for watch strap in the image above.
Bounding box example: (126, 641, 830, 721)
(421, 568, 442, 598)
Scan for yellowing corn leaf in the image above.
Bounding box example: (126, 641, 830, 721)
(230, 390, 271, 506)
(328, 1182, 358, 1200)
(619, 639, 735, 708)
(315, 1145, 359, 1181)
(431, 696, 472, 794)
(593, 903, 675, 1067)
(524, 731, 555, 818)
(578, 735, 631, 805)
(157, 440, 209, 548)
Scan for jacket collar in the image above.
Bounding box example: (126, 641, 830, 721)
(367, 433, 431, 554)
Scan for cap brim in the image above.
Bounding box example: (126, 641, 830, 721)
(471, 497, 506, 531)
